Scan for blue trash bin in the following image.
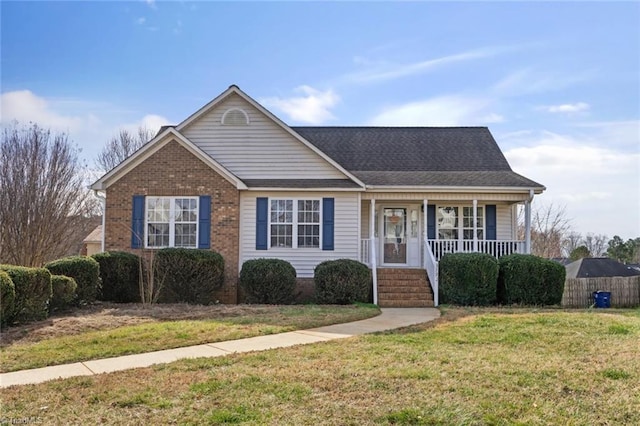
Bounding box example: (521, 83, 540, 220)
(593, 291, 611, 308)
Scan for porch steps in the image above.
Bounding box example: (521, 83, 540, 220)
(376, 268, 434, 308)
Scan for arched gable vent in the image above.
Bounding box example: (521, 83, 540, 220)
(221, 108, 250, 126)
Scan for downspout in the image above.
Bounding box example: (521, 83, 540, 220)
(93, 190, 106, 253)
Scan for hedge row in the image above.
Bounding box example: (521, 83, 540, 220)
(440, 253, 499, 306)
(45, 256, 101, 305)
(497, 254, 566, 305)
(239, 258, 371, 305)
(92, 251, 140, 303)
(0, 265, 52, 324)
(156, 248, 225, 305)
(50, 275, 78, 312)
(240, 258, 297, 304)
(439, 253, 565, 306)
(314, 259, 371, 304)
(0, 270, 16, 326)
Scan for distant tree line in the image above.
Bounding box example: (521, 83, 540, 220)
(520, 203, 639, 264)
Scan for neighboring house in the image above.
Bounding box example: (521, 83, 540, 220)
(565, 257, 640, 279)
(91, 85, 544, 306)
(81, 225, 103, 256)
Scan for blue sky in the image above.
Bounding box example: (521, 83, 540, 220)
(2, 1, 639, 241)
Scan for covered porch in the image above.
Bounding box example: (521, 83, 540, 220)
(358, 192, 534, 306)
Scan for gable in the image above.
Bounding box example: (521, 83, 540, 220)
(91, 128, 246, 191)
(180, 92, 349, 181)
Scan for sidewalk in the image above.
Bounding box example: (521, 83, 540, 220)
(0, 308, 440, 388)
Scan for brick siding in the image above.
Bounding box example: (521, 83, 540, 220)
(104, 139, 240, 303)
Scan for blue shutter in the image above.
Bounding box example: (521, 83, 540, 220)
(198, 196, 211, 249)
(256, 197, 268, 250)
(486, 205, 497, 240)
(427, 205, 436, 240)
(322, 198, 334, 251)
(131, 195, 145, 249)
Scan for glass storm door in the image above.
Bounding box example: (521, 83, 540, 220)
(383, 208, 407, 264)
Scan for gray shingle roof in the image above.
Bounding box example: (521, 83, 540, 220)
(565, 258, 640, 278)
(293, 127, 544, 188)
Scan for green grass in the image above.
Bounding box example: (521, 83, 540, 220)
(2, 307, 639, 425)
(0, 304, 380, 372)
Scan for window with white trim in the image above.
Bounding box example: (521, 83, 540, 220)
(437, 205, 484, 240)
(146, 197, 198, 248)
(270, 199, 320, 248)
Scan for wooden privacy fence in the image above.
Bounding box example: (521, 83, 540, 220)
(562, 276, 640, 308)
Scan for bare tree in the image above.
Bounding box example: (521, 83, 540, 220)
(0, 123, 93, 266)
(582, 233, 608, 257)
(95, 127, 155, 172)
(518, 203, 572, 258)
(563, 231, 583, 258)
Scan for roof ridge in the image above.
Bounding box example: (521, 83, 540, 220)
(292, 126, 489, 129)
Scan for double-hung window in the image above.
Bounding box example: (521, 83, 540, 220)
(269, 199, 320, 248)
(437, 205, 484, 240)
(146, 197, 198, 248)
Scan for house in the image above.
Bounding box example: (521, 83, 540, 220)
(565, 257, 640, 279)
(81, 225, 103, 256)
(90, 85, 544, 306)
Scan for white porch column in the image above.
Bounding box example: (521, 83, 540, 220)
(423, 199, 428, 242)
(525, 194, 532, 254)
(370, 198, 378, 305)
(473, 199, 478, 252)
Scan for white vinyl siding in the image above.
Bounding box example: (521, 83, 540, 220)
(181, 93, 346, 180)
(497, 204, 513, 240)
(240, 192, 359, 278)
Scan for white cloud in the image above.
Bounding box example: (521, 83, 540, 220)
(493, 68, 595, 96)
(345, 46, 511, 84)
(261, 86, 339, 124)
(369, 95, 503, 126)
(0, 90, 84, 131)
(504, 130, 640, 239)
(539, 102, 590, 113)
(144, 0, 156, 10)
(120, 114, 170, 137)
(572, 120, 640, 149)
(136, 17, 146, 25)
(1, 89, 171, 163)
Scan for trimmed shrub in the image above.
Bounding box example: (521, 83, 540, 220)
(1, 270, 16, 326)
(498, 254, 566, 305)
(439, 253, 499, 306)
(314, 259, 371, 304)
(240, 258, 296, 304)
(50, 275, 78, 312)
(155, 248, 225, 305)
(92, 251, 140, 303)
(45, 256, 101, 304)
(0, 265, 52, 323)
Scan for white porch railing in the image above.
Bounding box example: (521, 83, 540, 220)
(427, 239, 525, 261)
(423, 240, 439, 307)
(361, 238, 525, 265)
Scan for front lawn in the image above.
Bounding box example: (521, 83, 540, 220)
(0, 303, 380, 372)
(2, 307, 639, 425)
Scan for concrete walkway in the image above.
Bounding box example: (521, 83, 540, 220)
(0, 308, 440, 388)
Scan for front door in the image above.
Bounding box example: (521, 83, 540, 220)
(382, 208, 407, 264)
